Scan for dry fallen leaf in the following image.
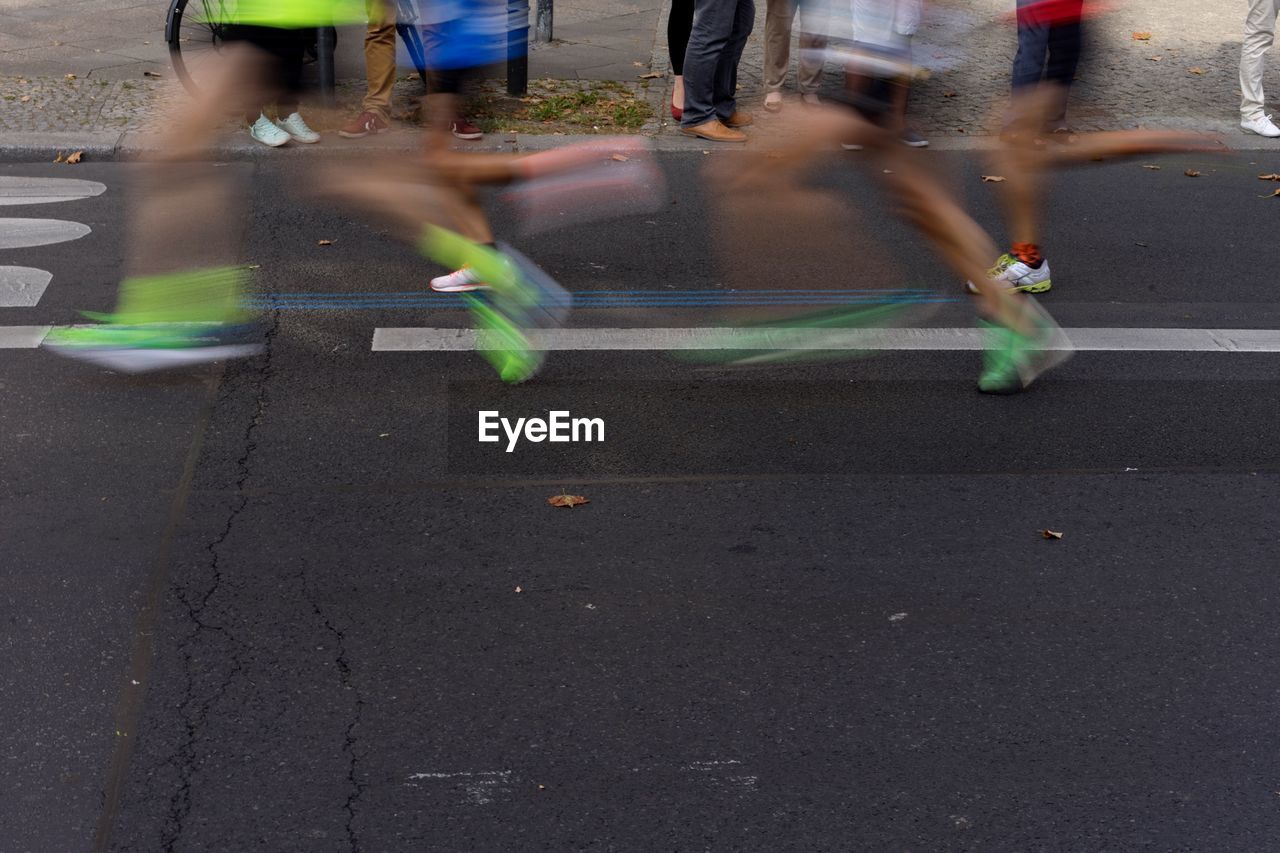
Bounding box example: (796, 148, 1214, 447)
(514, 586, 522, 593)
(981, 175, 1006, 182)
(65, 150, 83, 164)
(632, 61, 646, 68)
(64, 73, 77, 80)
(1258, 173, 1280, 181)
(1042, 529, 1064, 539)
(1142, 164, 1161, 170)
(143, 70, 162, 78)
(1147, 55, 1162, 62)
(1188, 67, 1206, 75)
(1184, 169, 1201, 177)
(1262, 188, 1280, 198)
(943, 90, 957, 98)
(638, 72, 663, 79)
(317, 239, 333, 245)
(548, 493, 589, 508)
(610, 153, 629, 162)
(53, 151, 64, 163)
(19, 95, 30, 103)
(1132, 31, 1152, 40)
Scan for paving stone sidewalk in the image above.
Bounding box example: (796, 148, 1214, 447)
(2, 0, 1279, 146)
(649, 0, 1280, 140)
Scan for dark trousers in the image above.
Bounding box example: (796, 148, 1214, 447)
(668, 0, 695, 74)
(681, 0, 755, 127)
(224, 25, 310, 120)
(1012, 18, 1082, 90)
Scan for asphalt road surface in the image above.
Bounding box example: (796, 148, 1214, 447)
(2, 151, 1279, 852)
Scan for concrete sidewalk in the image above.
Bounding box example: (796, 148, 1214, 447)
(2, 0, 1279, 151)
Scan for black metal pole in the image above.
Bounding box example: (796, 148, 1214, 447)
(317, 26, 337, 107)
(507, 0, 530, 96)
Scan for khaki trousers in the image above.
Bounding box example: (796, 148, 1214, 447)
(1241, 0, 1280, 119)
(763, 0, 824, 93)
(363, 0, 398, 119)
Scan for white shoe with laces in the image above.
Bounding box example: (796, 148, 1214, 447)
(430, 266, 490, 293)
(276, 111, 320, 144)
(1241, 113, 1280, 138)
(248, 113, 290, 148)
(965, 253, 1052, 295)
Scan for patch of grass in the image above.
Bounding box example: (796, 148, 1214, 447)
(528, 91, 601, 122)
(462, 79, 653, 134)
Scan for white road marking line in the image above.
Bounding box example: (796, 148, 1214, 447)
(371, 327, 1280, 353)
(0, 176, 107, 206)
(0, 218, 91, 250)
(0, 267, 53, 307)
(0, 326, 51, 348)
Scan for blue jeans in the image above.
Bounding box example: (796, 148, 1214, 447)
(681, 0, 756, 127)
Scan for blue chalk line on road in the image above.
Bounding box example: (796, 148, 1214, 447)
(245, 290, 962, 310)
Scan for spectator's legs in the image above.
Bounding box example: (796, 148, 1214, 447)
(363, 0, 398, 121)
(713, 0, 755, 121)
(668, 0, 695, 111)
(763, 0, 794, 93)
(682, 0, 739, 127)
(795, 2, 824, 95)
(1011, 12, 1050, 90)
(1043, 19, 1082, 128)
(1240, 0, 1279, 120)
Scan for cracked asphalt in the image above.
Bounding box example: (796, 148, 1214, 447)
(3, 153, 1280, 851)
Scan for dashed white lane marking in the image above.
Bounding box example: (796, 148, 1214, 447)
(371, 326, 1280, 353)
(0, 267, 52, 307)
(0, 176, 107, 206)
(0, 218, 91, 250)
(0, 326, 51, 348)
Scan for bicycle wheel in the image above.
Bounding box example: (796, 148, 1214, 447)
(166, 0, 229, 96)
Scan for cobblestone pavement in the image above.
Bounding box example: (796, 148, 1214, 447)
(3, 0, 1280, 143)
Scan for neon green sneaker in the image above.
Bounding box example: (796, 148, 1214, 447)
(419, 227, 569, 384)
(44, 322, 263, 372)
(43, 267, 262, 372)
(462, 295, 545, 384)
(977, 298, 1072, 394)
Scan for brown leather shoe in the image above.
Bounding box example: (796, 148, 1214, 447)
(724, 111, 754, 128)
(680, 119, 747, 143)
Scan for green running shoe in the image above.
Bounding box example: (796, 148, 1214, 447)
(43, 321, 264, 373)
(462, 295, 545, 384)
(420, 226, 570, 384)
(977, 297, 1072, 394)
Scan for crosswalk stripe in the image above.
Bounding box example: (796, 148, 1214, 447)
(0, 176, 107, 206)
(0, 218, 91, 250)
(371, 326, 1280, 353)
(0, 326, 52, 348)
(0, 267, 53, 307)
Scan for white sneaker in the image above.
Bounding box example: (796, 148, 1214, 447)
(1240, 113, 1280, 138)
(275, 111, 320, 144)
(248, 114, 290, 148)
(966, 253, 1052, 294)
(429, 266, 490, 293)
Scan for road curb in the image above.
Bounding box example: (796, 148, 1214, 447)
(0, 128, 1276, 162)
